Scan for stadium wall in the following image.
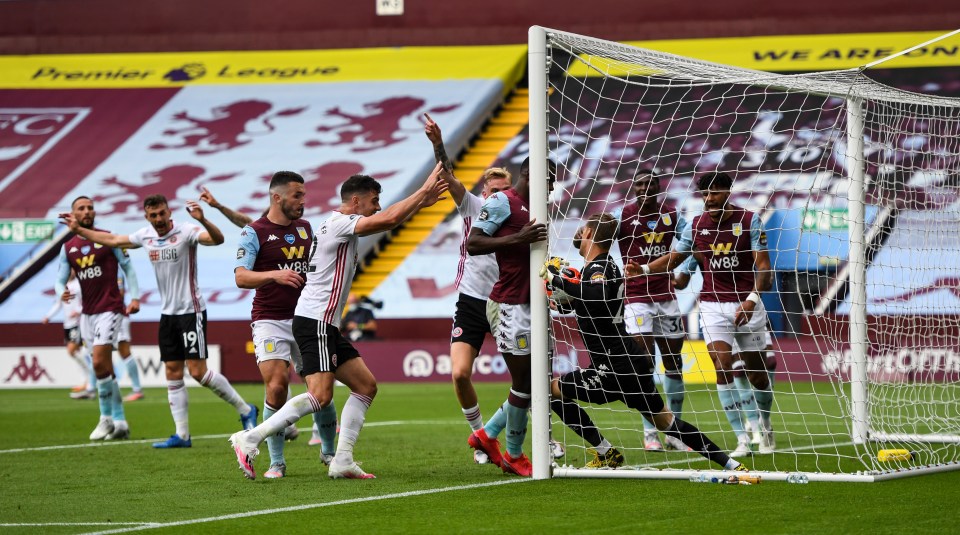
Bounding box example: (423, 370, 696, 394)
(1, 0, 958, 54)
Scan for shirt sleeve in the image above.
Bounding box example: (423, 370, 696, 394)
(127, 228, 145, 247)
(472, 192, 511, 236)
(674, 218, 694, 254)
(457, 191, 482, 218)
(114, 248, 140, 299)
(54, 247, 70, 297)
(187, 223, 202, 245)
(235, 225, 259, 271)
(750, 213, 767, 251)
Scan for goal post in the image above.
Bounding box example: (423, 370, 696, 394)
(528, 25, 960, 482)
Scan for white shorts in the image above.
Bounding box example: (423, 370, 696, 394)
(699, 301, 768, 353)
(81, 311, 123, 348)
(732, 330, 773, 354)
(488, 300, 531, 356)
(623, 300, 685, 338)
(252, 319, 300, 364)
(117, 315, 132, 343)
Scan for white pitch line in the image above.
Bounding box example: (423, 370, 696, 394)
(79, 479, 530, 535)
(0, 523, 159, 527)
(0, 420, 463, 455)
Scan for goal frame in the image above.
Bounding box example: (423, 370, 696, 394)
(527, 24, 960, 482)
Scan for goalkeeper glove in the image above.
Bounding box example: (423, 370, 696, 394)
(539, 256, 569, 283)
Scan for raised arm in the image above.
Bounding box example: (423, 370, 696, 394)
(199, 187, 253, 228)
(424, 114, 466, 205)
(186, 200, 225, 245)
(353, 162, 448, 237)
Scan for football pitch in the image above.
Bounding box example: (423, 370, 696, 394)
(2, 382, 958, 534)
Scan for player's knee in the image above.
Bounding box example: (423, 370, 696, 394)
(747, 370, 770, 390)
(189, 369, 206, 383)
(265, 384, 287, 406)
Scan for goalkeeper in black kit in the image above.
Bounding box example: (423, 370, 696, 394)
(541, 213, 746, 472)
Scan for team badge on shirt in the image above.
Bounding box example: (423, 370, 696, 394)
(94, 243, 103, 249)
(732, 223, 743, 236)
(590, 272, 606, 282)
(662, 214, 672, 226)
(296, 227, 308, 240)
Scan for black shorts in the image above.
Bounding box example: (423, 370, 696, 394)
(558, 356, 664, 416)
(64, 326, 81, 345)
(158, 311, 208, 362)
(292, 316, 360, 377)
(451, 293, 491, 350)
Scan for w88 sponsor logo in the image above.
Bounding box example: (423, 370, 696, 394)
(76, 266, 103, 280)
(709, 255, 740, 270)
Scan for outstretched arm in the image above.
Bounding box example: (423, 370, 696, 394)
(424, 114, 465, 206)
(353, 162, 449, 236)
(466, 220, 547, 256)
(59, 213, 135, 249)
(199, 187, 253, 228)
(186, 200, 225, 245)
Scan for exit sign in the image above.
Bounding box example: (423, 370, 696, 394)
(0, 220, 57, 243)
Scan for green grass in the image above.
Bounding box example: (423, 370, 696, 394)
(1, 382, 959, 534)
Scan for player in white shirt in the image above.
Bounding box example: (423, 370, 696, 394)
(64, 194, 258, 449)
(43, 274, 94, 396)
(230, 162, 448, 480)
(424, 114, 513, 463)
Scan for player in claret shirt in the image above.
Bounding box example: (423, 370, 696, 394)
(544, 213, 745, 472)
(57, 196, 140, 441)
(626, 171, 776, 457)
(614, 168, 690, 452)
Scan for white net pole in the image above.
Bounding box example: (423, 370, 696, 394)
(528, 24, 553, 480)
(845, 95, 870, 445)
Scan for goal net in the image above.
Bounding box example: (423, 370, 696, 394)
(527, 26, 960, 482)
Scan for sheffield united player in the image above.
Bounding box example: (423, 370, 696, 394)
(424, 114, 511, 464)
(614, 168, 690, 452)
(233, 171, 339, 478)
(56, 196, 141, 440)
(64, 194, 258, 449)
(543, 213, 747, 472)
(627, 171, 775, 456)
(230, 163, 447, 480)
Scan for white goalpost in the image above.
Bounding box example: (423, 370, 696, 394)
(528, 25, 960, 482)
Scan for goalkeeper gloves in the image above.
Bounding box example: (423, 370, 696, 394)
(540, 256, 569, 283)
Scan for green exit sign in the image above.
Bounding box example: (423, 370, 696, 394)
(0, 220, 57, 243)
(801, 209, 849, 231)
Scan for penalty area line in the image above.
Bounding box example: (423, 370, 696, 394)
(79, 479, 531, 535)
(0, 523, 159, 527)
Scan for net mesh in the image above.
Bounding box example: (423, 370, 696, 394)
(541, 29, 960, 477)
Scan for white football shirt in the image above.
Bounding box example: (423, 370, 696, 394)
(128, 221, 204, 315)
(456, 191, 499, 300)
(295, 211, 360, 327)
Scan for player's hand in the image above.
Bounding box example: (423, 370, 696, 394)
(272, 269, 305, 288)
(540, 256, 568, 282)
(127, 299, 140, 315)
(734, 300, 756, 326)
(516, 218, 548, 244)
(58, 212, 80, 233)
(41, 317, 49, 325)
(421, 162, 449, 207)
(673, 272, 691, 290)
(423, 113, 443, 145)
(198, 187, 220, 209)
(185, 200, 205, 221)
(61, 289, 75, 303)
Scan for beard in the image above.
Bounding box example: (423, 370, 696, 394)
(281, 202, 303, 220)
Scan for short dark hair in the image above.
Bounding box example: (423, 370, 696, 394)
(697, 171, 733, 192)
(585, 212, 618, 249)
(340, 174, 382, 201)
(634, 168, 657, 180)
(269, 171, 304, 192)
(71, 196, 91, 209)
(519, 157, 557, 181)
(143, 194, 168, 210)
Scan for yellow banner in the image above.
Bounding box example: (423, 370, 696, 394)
(667, 340, 717, 384)
(568, 30, 960, 76)
(0, 45, 526, 89)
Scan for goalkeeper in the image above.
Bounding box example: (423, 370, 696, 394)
(542, 213, 745, 471)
